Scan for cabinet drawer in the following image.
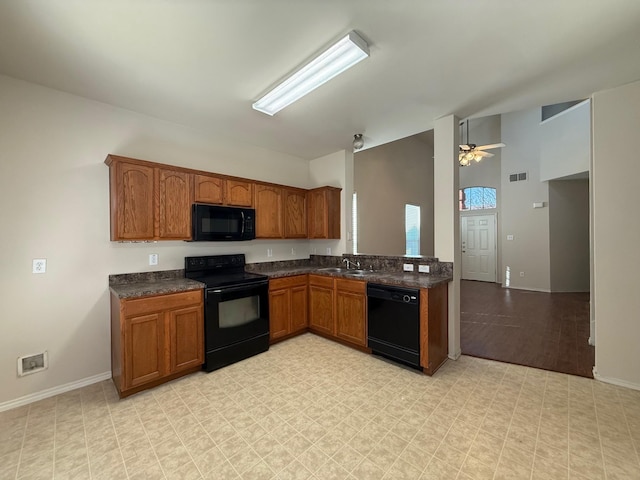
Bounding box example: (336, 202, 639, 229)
(123, 290, 203, 317)
(308, 274, 334, 288)
(335, 278, 366, 294)
(269, 274, 308, 291)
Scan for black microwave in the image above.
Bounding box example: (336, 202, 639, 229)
(191, 204, 256, 241)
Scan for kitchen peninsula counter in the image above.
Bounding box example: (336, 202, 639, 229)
(246, 254, 452, 289)
(251, 266, 452, 289)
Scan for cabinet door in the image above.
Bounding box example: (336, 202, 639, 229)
(307, 187, 341, 239)
(335, 279, 366, 346)
(194, 174, 224, 204)
(308, 276, 335, 336)
(290, 284, 308, 333)
(168, 305, 204, 373)
(284, 188, 307, 238)
(269, 288, 290, 340)
(112, 162, 155, 240)
(158, 168, 192, 239)
(255, 184, 283, 238)
(124, 312, 164, 388)
(226, 180, 254, 207)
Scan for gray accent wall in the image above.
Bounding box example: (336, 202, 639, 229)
(354, 132, 434, 256)
(549, 179, 590, 292)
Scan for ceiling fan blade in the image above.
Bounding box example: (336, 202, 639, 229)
(459, 144, 472, 151)
(475, 151, 494, 158)
(475, 143, 506, 151)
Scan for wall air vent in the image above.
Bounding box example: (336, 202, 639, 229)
(509, 172, 528, 182)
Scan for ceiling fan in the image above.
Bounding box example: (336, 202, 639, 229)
(459, 120, 505, 166)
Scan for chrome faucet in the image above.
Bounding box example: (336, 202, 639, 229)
(342, 258, 360, 270)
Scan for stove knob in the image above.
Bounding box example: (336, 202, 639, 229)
(403, 295, 411, 303)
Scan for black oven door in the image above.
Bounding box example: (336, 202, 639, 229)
(205, 281, 269, 351)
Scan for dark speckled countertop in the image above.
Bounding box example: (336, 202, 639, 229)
(110, 255, 452, 299)
(246, 255, 452, 289)
(109, 269, 204, 299)
(253, 266, 451, 289)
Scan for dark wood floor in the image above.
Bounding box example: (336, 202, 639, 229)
(460, 280, 595, 378)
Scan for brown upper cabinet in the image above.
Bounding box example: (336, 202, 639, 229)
(105, 154, 340, 241)
(194, 174, 253, 207)
(254, 183, 283, 238)
(283, 187, 307, 238)
(158, 168, 191, 239)
(308, 186, 341, 239)
(106, 155, 191, 241)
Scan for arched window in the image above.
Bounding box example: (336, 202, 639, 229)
(459, 186, 497, 211)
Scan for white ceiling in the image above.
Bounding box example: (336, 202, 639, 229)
(1, 1, 640, 160)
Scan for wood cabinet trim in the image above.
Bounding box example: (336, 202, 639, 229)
(269, 275, 308, 290)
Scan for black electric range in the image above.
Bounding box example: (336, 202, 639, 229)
(185, 254, 269, 372)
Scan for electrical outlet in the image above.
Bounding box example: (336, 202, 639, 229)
(403, 263, 414, 272)
(267, 248, 273, 257)
(418, 264, 430, 273)
(520, 271, 525, 277)
(507, 235, 514, 240)
(326, 247, 331, 255)
(32, 259, 46, 274)
(149, 253, 158, 266)
(291, 248, 296, 255)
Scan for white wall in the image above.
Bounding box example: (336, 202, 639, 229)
(0, 75, 313, 407)
(308, 150, 352, 256)
(592, 79, 640, 388)
(434, 115, 461, 360)
(548, 179, 590, 292)
(540, 100, 590, 181)
(354, 133, 434, 256)
(500, 109, 551, 291)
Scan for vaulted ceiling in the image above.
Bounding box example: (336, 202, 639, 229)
(1, 1, 639, 159)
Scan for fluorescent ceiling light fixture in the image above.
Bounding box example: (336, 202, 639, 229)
(252, 31, 369, 116)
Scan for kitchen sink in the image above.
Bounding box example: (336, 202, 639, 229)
(316, 267, 375, 276)
(317, 267, 348, 273)
(346, 269, 375, 276)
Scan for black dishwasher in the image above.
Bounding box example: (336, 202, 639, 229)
(367, 283, 421, 369)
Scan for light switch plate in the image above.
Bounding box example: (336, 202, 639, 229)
(507, 235, 514, 240)
(418, 265, 430, 273)
(403, 263, 414, 272)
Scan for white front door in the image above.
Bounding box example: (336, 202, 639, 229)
(461, 214, 496, 282)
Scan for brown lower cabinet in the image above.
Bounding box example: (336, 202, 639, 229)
(268, 275, 308, 342)
(110, 289, 204, 397)
(420, 282, 449, 375)
(308, 275, 367, 348)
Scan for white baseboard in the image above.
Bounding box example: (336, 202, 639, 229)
(449, 349, 462, 361)
(593, 368, 640, 391)
(0, 371, 112, 413)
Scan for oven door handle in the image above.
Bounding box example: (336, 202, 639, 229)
(208, 281, 268, 295)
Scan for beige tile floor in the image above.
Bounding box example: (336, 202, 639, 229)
(1, 333, 639, 480)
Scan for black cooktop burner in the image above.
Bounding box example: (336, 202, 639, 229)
(184, 254, 267, 289)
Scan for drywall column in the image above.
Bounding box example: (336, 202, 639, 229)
(434, 115, 461, 359)
(592, 80, 640, 389)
